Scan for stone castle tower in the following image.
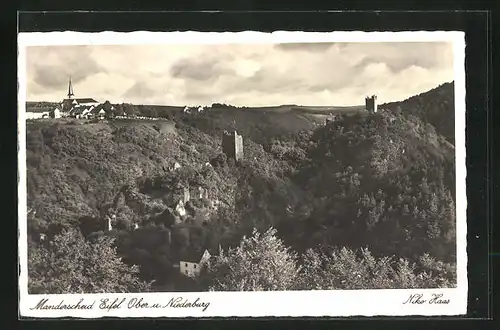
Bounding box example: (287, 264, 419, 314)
(365, 95, 378, 113)
(222, 130, 243, 161)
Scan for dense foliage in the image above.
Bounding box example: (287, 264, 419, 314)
(26, 101, 60, 113)
(25, 83, 457, 292)
(284, 110, 456, 262)
(201, 228, 300, 291)
(299, 247, 456, 290)
(383, 82, 455, 145)
(28, 229, 151, 294)
(200, 228, 456, 291)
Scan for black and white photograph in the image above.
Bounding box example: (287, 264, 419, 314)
(18, 31, 467, 318)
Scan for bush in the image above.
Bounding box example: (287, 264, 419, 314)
(201, 227, 300, 291)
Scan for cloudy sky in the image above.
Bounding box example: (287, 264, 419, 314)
(25, 42, 454, 106)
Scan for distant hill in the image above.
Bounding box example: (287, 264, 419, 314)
(108, 82, 455, 146)
(382, 82, 455, 145)
(26, 82, 454, 145)
(26, 101, 60, 113)
(112, 103, 366, 146)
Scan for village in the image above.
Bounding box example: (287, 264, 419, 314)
(26, 78, 154, 121)
(25, 78, 214, 121)
(25, 78, 217, 120)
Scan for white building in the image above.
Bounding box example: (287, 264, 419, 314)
(177, 249, 211, 278)
(62, 97, 100, 112)
(175, 200, 186, 217)
(25, 112, 49, 120)
(172, 162, 181, 171)
(89, 106, 106, 119)
(49, 107, 61, 119)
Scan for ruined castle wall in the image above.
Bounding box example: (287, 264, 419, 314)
(234, 134, 243, 161)
(222, 133, 235, 159)
(365, 96, 378, 113)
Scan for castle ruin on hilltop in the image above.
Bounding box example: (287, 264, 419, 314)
(365, 95, 378, 113)
(222, 130, 244, 162)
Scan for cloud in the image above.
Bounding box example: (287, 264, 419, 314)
(124, 81, 157, 99)
(349, 42, 453, 73)
(24, 41, 455, 106)
(27, 46, 104, 94)
(274, 43, 334, 52)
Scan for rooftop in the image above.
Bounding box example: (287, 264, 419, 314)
(177, 249, 210, 263)
(63, 98, 99, 104)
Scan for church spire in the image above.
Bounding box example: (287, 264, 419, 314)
(67, 77, 74, 99)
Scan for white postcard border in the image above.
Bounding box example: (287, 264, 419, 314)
(17, 31, 467, 318)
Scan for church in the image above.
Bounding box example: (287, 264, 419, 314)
(60, 77, 117, 119)
(61, 77, 100, 112)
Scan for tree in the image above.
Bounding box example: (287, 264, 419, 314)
(299, 247, 456, 290)
(114, 103, 126, 116)
(102, 100, 115, 118)
(201, 227, 300, 291)
(122, 103, 139, 117)
(28, 229, 151, 294)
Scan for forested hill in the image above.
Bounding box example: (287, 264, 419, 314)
(382, 82, 455, 145)
(26, 101, 61, 113)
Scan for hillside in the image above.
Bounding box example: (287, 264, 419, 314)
(25, 83, 457, 292)
(114, 103, 366, 146)
(382, 82, 455, 145)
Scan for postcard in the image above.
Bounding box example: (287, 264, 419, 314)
(18, 30, 467, 318)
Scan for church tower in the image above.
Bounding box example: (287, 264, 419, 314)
(67, 77, 74, 99)
(62, 77, 76, 112)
